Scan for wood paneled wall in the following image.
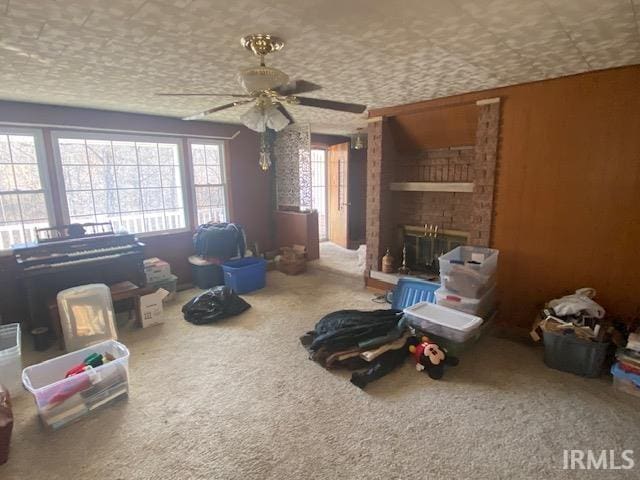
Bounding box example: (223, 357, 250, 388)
(275, 210, 320, 260)
(389, 102, 478, 152)
(370, 65, 640, 328)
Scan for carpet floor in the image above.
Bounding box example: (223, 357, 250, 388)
(310, 241, 365, 279)
(2, 270, 640, 480)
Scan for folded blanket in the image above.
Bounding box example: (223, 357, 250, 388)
(360, 332, 411, 362)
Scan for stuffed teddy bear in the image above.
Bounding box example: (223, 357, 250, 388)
(408, 336, 459, 380)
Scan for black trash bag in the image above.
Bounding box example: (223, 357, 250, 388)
(182, 286, 251, 325)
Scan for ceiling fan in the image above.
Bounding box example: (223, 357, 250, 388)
(157, 34, 367, 132)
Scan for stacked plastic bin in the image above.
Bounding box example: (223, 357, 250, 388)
(0, 324, 22, 397)
(22, 340, 130, 430)
(403, 302, 486, 356)
(436, 246, 499, 319)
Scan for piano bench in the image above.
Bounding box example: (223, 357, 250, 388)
(48, 282, 155, 350)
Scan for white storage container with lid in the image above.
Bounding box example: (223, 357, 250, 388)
(22, 340, 129, 430)
(441, 265, 496, 299)
(0, 323, 22, 397)
(403, 302, 483, 343)
(435, 284, 497, 318)
(58, 284, 117, 352)
(439, 246, 499, 279)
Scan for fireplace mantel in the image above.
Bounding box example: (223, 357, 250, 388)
(389, 182, 474, 193)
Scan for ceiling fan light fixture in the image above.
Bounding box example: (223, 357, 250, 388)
(351, 130, 367, 150)
(240, 104, 268, 132)
(240, 103, 290, 133)
(265, 104, 290, 131)
(237, 66, 289, 94)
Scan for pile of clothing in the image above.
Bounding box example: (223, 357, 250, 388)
(530, 287, 607, 342)
(300, 309, 414, 389)
(193, 222, 246, 261)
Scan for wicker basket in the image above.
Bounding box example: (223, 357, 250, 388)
(0, 384, 13, 465)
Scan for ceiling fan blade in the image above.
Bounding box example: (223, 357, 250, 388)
(157, 93, 252, 98)
(275, 80, 322, 95)
(295, 96, 367, 114)
(276, 103, 295, 124)
(182, 100, 253, 120)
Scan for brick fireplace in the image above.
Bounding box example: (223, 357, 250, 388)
(366, 98, 501, 273)
(393, 146, 475, 232)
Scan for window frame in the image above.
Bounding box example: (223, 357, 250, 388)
(50, 130, 190, 238)
(0, 126, 55, 251)
(187, 138, 230, 226)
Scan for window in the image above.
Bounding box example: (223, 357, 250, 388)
(190, 141, 228, 225)
(53, 133, 186, 235)
(0, 129, 51, 249)
(311, 148, 327, 240)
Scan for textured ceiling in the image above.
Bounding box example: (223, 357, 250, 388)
(0, 0, 639, 134)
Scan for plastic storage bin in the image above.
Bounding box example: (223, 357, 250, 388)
(439, 245, 499, 276)
(189, 256, 224, 289)
(421, 316, 494, 357)
(222, 258, 267, 294)
(403, 302, 483, 343)
(0, 324, 22, 397)
(392, 278, 439, 310)
(441, 265, 496, 299)
(435, 284, 496, 318)
(542, 331, 608, 377)
(22, 340, 129, 430)
(58, 284, 117, 352)
(0, 383, 12, 464)
(148, 274, 178, 302)
(611, 363, 640, 399)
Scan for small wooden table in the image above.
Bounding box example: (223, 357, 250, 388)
(48, 281, 154, 350)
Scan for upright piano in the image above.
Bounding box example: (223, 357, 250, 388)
(14, 223, 145, 331)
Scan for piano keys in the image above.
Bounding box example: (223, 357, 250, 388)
(14, 224, 146, 332)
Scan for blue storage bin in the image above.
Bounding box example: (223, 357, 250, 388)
(222, 258, 267, 294)
(391, 278, 439, 310)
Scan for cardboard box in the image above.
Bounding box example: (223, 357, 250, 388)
(277, 259, 306, 275)
(147, 274, 178, 303)
(277, 246, 307, 275)
(143, 257, 171, 283)
(139, 288, 169, 328)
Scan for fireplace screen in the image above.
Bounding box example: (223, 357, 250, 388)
(401, 226, 468, 274)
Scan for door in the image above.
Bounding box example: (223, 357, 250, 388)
(327, 142, 350, 248)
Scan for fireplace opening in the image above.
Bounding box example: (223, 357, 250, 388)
(399, 225, 468, 274)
